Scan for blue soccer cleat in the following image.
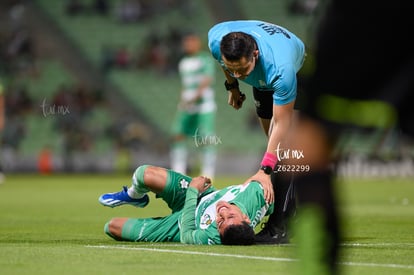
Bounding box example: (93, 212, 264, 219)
(99, 186, 149, 208)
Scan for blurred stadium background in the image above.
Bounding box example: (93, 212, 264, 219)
(0, 0, 413, 177)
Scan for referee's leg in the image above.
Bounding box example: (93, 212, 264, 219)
(252, 87, 296, 244)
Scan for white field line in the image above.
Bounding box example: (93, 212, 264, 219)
(340, 242, 414, 248)
(87, 245, 297, 262)
(86, 244, 414, 270)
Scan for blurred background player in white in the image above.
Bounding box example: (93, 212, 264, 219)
(170, 32, 217, 178)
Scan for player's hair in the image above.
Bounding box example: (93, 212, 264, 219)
(220, 32, 256, 61)
(220, 221, 255, 245)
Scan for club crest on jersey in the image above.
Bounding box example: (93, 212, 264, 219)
(200, 213, 213, 227)
(180, 179, 189, 189)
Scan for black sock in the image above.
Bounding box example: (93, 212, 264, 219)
(266, 169, 296, 231)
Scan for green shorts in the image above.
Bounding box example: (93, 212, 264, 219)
(172, 111, 215, 137)
(116, 169, 215, 242)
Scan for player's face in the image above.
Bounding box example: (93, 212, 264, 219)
(222, 52, 257, 80)
(215, 201, 251, 235)
(183, 35, 201, 55)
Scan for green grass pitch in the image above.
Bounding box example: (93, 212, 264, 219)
(0, 173, 413, 274)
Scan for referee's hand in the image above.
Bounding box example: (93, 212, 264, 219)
(228, 90, 246, 110)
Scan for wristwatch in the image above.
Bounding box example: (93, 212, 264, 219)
(224, 79, 239, 90)
(260, 165, 273, 175)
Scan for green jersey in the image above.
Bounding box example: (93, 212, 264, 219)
(180, 181, 274, 245)
(178, 51, 216, 114)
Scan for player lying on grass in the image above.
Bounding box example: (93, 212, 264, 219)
(99, 164, 274, 245)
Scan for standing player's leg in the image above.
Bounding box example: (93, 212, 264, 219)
(284, 115, 340, 273)
(198, 112, 217, 179)
(171, 137, 188, 174)
(170, 111, 190, 174)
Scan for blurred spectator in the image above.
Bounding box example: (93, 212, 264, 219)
(165, 27, 185, 73)
(4, 27, 36, 75)
(0, 1, 37, 76)
(73, 82, 95, 115)
(38, 145, 53, 174)
(136, 29, 185, 75)
(0, 80, 32, 172)
(100, 44, 116, 73)
(65, 0, 86, 16)
(93, 0, 110, 16)
(147, 34, 169, 74)
(1, 116, 26, 151)
(100, 45, 132, 72)
(115, 0, 143, 23)
(288, 0, 319, 15)
(114, 45, 132, 69)
(50, 81, 106, 172)
(7, 2, 26, 31)
(64, 0, 112, 16)
(5, 83, 33, 116)
(107, 120, 150, 151)
(52, 83, 74, 109)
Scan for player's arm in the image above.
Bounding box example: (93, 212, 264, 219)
(183, 59, 215, 106)
(191, 75, 214, 103)
(179, 176, 212, 244)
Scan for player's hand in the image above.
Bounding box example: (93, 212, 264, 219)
(245, 170, 274, 204)
(189, 176, 212, 193)
(227, 89, 246, 110)
(178, 99, 193, 110)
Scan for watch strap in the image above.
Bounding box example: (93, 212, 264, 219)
(224, 79, 239, 90)
(260, 165, 273, 175)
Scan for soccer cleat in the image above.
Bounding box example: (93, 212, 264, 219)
(254, 223, 289, 245)
(99, 186, 149, 208)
